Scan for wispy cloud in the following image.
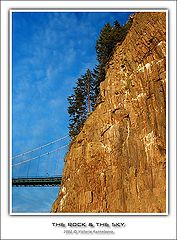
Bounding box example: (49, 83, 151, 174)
(12, 187, 59, 213)
(12, 11, 132, 213)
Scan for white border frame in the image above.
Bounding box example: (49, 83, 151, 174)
(1, 1, 176, 239)
(9, 8, 168, 216)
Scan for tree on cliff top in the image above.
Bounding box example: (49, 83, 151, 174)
(68, 17, 133, 139)
(96, 21, 122, 65)
(95, 19, 132, 85)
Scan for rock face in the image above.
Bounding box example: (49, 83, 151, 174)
(52, 12, 166, 213)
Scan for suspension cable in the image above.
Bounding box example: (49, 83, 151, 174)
(12, 135, 69, 159)
(12, 144, 69, 167)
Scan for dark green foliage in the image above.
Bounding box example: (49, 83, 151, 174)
(95, 18, 133, 84)
(68, 69, 96, 139)
(96, 21, 122, 65)
(96, 23, 113, 65)
(84, 69, 92, 115)
(68, 80, 86, 138)
(68, 16, 133, 139)
(91, 64, 105, 108)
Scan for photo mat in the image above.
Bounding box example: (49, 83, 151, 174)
(10, 9, 168, 215)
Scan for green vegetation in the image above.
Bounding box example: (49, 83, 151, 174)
(68, 17, 133, 139)
(67, 69, 95, 138)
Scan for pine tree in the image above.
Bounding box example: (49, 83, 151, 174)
(91, 64, 104, 108)
(94, 19, 133, 88)
(67, 16, 133, 139)
(112, 20, 123, 44)
(68, 94, 77, 138)
(96, 23, 113, 65)
(95, 22, 122, 83)
(68, 69, 94, 138)
(120, 16, 133, 41)
(68, 77, 86, 138)
(82, 69, 92, 115)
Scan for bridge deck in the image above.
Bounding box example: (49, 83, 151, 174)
(12, 176, 62, 187)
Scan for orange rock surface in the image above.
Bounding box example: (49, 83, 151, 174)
(52, 12, 166, 213)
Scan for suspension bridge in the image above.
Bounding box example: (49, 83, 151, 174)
(12, 135, 69, 187)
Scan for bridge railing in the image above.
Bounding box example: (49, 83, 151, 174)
(12, 135, 69, 184)
(12, 176, 62, 187)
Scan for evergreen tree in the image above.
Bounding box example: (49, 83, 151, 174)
(67, 94, 76, 137)
(120, 16, 133, 41)
(112, 20, 123, 43)
(67, 16, 133, 139)
(94, 18, 133, 86)
(96, 23, 113, 65)
(91, 64, 104, 108)
(82, 69, 92, 115)
(68, 69, 95, 138)
(96, 21, 123, 83)
(68, 77, 86, 138)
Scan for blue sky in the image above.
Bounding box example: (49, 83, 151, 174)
(12, 11, 132, 213)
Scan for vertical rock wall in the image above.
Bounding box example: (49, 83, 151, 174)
(52, 12, 166, 213)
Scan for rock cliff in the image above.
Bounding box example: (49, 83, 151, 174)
(52, 12, 166, 213)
